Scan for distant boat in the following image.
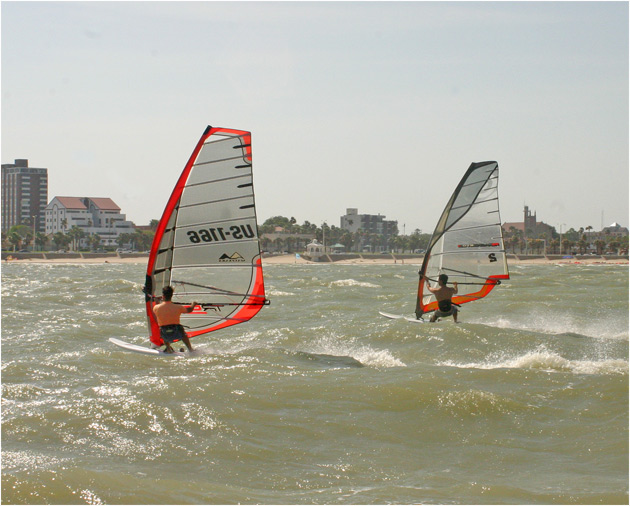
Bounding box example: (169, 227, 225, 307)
(111, 126, 269, 355)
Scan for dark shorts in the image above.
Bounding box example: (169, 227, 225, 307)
(434, 306, 458, 318)
(160, 324, 186, 343)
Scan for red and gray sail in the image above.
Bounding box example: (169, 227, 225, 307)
(144, 126, 268, 345)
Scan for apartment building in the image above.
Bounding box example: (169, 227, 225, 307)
(45, 196, 135, 247)
(1, 159, 48, 234)
(340, 208, 398, 251)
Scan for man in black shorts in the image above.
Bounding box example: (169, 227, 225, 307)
(152, 286, 197, 353)
(424, 273, 459, 322)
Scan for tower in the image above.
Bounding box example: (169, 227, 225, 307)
(1, 159, 48, 234)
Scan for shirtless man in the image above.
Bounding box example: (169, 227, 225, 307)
(425, 273, 459, 322)
(152, 286, 197, 353)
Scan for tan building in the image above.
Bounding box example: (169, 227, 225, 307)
(45, 196, 135, 247)
(502, 205, 553, 241)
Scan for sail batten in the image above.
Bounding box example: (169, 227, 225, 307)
(415, 161, 509, 319)
(145, 126, 267, 346)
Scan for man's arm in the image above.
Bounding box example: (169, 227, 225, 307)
(424, 275, 438, 293)
(184, 302, 198, 313)
(452, 282, 458, 294)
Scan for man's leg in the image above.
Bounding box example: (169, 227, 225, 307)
(181, 334, 194, 352)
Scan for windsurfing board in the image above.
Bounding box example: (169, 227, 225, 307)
(404, 317, 427, 324)
(379, 311, 407, 320)
(379, 311, 428, 323)
(109, 337, 189, 356)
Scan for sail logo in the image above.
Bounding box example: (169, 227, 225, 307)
(187, 224, 255, 244)
(457, 243, 500, 248)
(219, 252, 245, 262)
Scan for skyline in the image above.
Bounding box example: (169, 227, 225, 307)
(2, 155, 621, 235)
(2, 2, 628, 233)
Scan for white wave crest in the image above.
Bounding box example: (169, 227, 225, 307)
(329, 279, 381, 288)
(266, 289, 295, 296)
(441, 348, 628, 375)
(306, 333, 405, 368)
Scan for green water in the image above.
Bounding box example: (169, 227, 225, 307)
(1, 262, 628, 504)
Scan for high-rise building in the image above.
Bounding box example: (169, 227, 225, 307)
(1, 159, 48, 234)
(340, 208, 398, 236)
(340, 208, 398, 252)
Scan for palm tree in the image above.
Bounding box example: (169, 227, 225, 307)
(594, 239, 606, 255)
(577, 239, 587, 254)
(7, 230, 22, 251)
(35, 232, 48, 251)
(408, 232, 422, 253)
(134, 230, 153, 251)
(52, 232, 71, 251)
(67, 226, 85, 251)
(340, 232, 353, 252)
(260, 236, 271, 253)
(561, 238, 573, 255)
(608, 240, 620, 255)
(273, 237, 284, 251)
(89, 234, 102, 251)
(7, 225, 33, 251)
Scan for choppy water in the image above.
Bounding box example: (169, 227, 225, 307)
(1, 261, 628, 504)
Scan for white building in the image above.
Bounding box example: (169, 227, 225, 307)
(45, 197, 135, 247)
(340, 208, 398, 252)
(306, 239, 326, 259)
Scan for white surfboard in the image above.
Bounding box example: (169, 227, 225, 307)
(379, 311, 407, 320)
(109, 337, 188, 356)
(379, 310, 428, 322)
(404, 316, 427, 323)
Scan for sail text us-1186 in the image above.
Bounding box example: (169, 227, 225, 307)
(380, 161, 509, 323)
(134, 126, 269, 352)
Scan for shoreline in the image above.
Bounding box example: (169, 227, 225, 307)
(2, 253, 628, 266)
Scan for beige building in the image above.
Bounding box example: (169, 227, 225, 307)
(45, 196, 135, 247)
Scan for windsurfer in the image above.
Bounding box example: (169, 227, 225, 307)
(152, 286, 197, 353)
(424, 274, 458, 322)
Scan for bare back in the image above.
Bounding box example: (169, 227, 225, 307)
(428, 284, 457, 302)
(153, 301, 187, 326)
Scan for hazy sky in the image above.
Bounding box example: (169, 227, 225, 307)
(2, 1, 628, 233)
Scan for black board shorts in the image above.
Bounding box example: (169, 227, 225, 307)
(435, 300, 458, 318)
(434, 306, 458, 318)
(160, 324, 186, 343)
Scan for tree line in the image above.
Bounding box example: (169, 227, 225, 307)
(2, 223, 156, 253)
(259, 216, 431, 254)
(504, 225, 628, 255)
(3, 215, 627, 256)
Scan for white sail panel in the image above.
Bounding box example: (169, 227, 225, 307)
(416, 161, 509, 318)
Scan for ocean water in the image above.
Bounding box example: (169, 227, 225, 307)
(1, 261, 628, 505)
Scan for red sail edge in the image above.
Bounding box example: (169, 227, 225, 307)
(145, 126, 254, 346)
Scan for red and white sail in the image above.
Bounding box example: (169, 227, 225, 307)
(144, 126, 268, 345)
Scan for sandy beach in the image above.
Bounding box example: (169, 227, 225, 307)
(3, 253, 628, 266)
